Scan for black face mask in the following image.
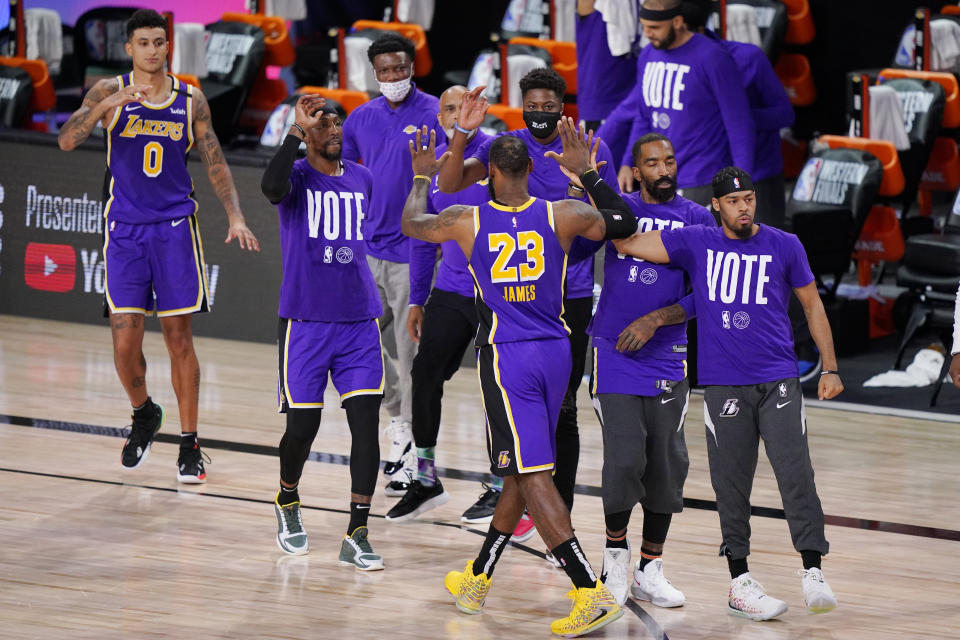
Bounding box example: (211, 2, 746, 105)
(523, 110, 563, 139)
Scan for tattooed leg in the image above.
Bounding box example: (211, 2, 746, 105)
(160, 315, 200, 433)
(110, 311, 149, 406)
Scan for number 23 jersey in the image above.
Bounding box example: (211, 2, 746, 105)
(104, 73, 198, 224)
(468, 197, 570, 346)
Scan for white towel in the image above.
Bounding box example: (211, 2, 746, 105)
(25, 8, 63, 75)
(552, 0, 576, 42)
(931, 19, 960, 71)
(265, 0, 307, 21)
(507, 54, 548, 107)
(344, 34, 378, 92)
(851, 85, 911, 151)
(595, 0, 637, 57)
(172, 23, 208, 79)
(725, 4, 762, 47)
(863, 347, 945, 387)
(397, 0, 436, 30)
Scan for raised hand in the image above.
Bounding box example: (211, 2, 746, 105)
(458, 86, 489, 131)
(544, 116, 594, 182)
(408, 125, 450, 178)
(101, 83, 153, 112)
(294, 94, 327, 132)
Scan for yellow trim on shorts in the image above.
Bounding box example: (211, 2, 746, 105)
(491, 343, 553, 473)
(156, 214, 207, 317)
(340, 320, 386, 402)
(101, 216, 148, 314)
(591, 347, 598, 395)
(487, 196, 536, 212)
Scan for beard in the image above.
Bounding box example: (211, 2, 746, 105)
(643, 175, 677, 203)
(726, 217, 755, 238)
(318, 141, 341, 161)
(651, 25, 677, 50)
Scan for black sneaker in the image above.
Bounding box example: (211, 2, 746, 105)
(121, 402, 164, 469)
(461, 483, 501, 524)
(177, 445, 210, 484)
(384, 480, 450, 522)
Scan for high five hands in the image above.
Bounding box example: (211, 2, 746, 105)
(544, 116, 607, 188)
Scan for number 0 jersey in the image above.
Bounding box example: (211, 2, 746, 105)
(468, 197, 570, 346)
(103, 73, 198, 224)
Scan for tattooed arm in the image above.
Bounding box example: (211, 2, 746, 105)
(191, 88, 260, 251)
(58, 79, 152, 151)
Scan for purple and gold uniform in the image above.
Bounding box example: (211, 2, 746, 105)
(468, 197, 570, 476)
(275, 158, 384, 411)
(102, 73, 209, 316)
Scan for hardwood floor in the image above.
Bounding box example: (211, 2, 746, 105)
(1, 314, 958, 639)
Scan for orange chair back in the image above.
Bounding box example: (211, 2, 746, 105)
(351, 20, 432, 77)
(221, 12, 295, 67)
(0, 56, 55, 112)
(878, 67, 960, 128)
(508, 37, 577, 94)
(297, 87, 370, 114)
(817, 135, 905, 197)
(775, 53, 816, 106)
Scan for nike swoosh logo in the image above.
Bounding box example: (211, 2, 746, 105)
(125, 104, 142, 111)
(356, 505, 370, 509)
(171, 218, 186, 227)
(661, 396, 676, 404)
(776, 401, 791, 409)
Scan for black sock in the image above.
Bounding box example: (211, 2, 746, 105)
(604, 509, 631, 544)
(473, 525, 511, 577)
(728, 556, 749, 579)
(641, 507, 672, 544)
(133, 397, 154, 420)
(605, 532, 629, 549)
(800, 550, 821, 570)
(551, 537, 598, 589)
(348, 502, 371, 534)
(180, 432, 198, 450)
(277, 484, 299, 506)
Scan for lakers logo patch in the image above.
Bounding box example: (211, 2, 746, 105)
(403, 124, 418, 134)
(497, 451, 511, 468)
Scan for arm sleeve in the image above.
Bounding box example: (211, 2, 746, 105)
(705, 51, 756, 175)
(678, 293, 696, 320)
(580, 169, 638, 239)
(261, 134, 301, 204)
(748, 50, 795, 131)
(341, 114, 360, 163)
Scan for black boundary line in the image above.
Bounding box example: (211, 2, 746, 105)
(2, 413, 958, 542)
(0, 465, 668, 640)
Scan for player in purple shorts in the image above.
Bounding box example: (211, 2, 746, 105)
(58, 9, 259, 483)
(613, 166, 844, 620)
(260, 95, 385, 569)
(402, 117, 637, 636)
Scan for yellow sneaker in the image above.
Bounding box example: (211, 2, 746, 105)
(550, 580, 623, 637)
(444, 560, 492, 615)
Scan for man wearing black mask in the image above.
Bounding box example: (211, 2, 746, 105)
(437, 69, 619, 558)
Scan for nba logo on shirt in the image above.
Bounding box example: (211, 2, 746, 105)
(323, 246, 333, 263)
(720, 399, 740, 417)
(629, 265, 639, 282)
(512, 216, 517, 228)
(497, 451, 511, 468)
(779, 383, 787, 398)
(722, 310, 731, 329)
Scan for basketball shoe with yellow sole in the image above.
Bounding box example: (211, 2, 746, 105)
(550, 580, 623, 637)
(444, 560, 492, 614)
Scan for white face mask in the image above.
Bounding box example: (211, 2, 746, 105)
(378, 76, 412, 103)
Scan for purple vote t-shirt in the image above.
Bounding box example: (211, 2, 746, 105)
(660, 224, 814, 385)
(276, 159, 382, 322)
(341, 85, 444, 263)
(408, 131, 492, 305)
(472, 127, 619, 299)
(620, 33, 756, 188)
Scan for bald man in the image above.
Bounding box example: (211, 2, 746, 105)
(600, 0, 755, 206)
(385, 86, 497, 521)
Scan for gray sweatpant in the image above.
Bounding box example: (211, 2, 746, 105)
(593, 379, 691, 515)
(703, 377, 829, 560)
(367, 255, 416, 423)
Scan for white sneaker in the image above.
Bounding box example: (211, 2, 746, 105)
(383, 447, 416, 497)
(728, 572, 788, 621)
(600, 542, 632, 606)
(382, 418, 412, 479)
(631, 558, 685, 607)
(799, 568, 838, 614)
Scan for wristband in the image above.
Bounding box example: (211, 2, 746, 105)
(820, 370, 839, 376)
(454, 123, 474, 135)
(290, 122, 306, 138)
(413, 174, 431, 182)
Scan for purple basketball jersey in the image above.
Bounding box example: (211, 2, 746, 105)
(468, 197, 569, 345)
(276, 159, 381, 322)
(104, 74, 198, 224)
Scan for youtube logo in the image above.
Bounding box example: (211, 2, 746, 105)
(24, 242, 76, 292)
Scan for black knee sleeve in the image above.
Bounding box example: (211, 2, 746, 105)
(279, 408, 322, 485)
(343, 395, 382, 497)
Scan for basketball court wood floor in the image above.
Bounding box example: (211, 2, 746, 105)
(1, 314, 958, 639)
